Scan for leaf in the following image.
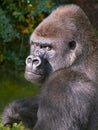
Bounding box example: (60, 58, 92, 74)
(19, 15, 25, 22)
(0, 54, 3, 63)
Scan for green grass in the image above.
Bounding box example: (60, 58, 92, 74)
(0, 71, 39, 129)
(0, 119, 26, 130)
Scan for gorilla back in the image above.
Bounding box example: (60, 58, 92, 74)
(24, 4, 98, 130)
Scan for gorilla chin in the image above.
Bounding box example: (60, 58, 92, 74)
(25, 71, 45, 84)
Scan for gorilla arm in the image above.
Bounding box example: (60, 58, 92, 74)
(2, 96, 38, 129)
(33, 70, 96, 130)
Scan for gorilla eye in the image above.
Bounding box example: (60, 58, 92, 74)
(40, 45, 52, 51)
(45, 46, 51, 51)
(68, 41, 76, 50)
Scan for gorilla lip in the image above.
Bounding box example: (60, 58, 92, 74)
(25, 71, 45, 83)
(26, 71, 44, 76)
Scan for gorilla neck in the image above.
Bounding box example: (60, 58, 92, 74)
(71, 56, 97, 82)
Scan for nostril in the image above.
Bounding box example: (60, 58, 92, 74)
(27, 58, 32, 63)
(33, 59, 39, 65)
(32, 57, 41, 68)
(26, 56, 33, 65)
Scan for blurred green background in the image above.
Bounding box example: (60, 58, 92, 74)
(0, 0, 98, 129)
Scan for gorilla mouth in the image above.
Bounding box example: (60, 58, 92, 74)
(25, 71, 45, 83)
(26, 71, 43, 76)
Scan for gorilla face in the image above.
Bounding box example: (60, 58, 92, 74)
(25, 6, 84, 84)
(25, 34, 81, 84)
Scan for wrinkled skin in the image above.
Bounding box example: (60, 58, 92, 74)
(2, 4, 98, 130)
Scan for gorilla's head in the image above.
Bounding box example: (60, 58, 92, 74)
(25, 4, 96, 84)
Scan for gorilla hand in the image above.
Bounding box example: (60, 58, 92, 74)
(2, 97, 38, 129)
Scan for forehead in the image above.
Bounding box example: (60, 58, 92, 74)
(30, 29, 60, 44)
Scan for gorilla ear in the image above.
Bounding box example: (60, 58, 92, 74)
(68, 41, 76, 50)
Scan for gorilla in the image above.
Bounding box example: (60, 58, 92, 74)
(2, 4, 98, 130)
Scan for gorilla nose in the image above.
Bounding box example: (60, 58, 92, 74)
(26, 56, 42, 69)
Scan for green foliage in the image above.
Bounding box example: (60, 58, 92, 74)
(0, 7, 20, 42)
(0, 0, 58, 72)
